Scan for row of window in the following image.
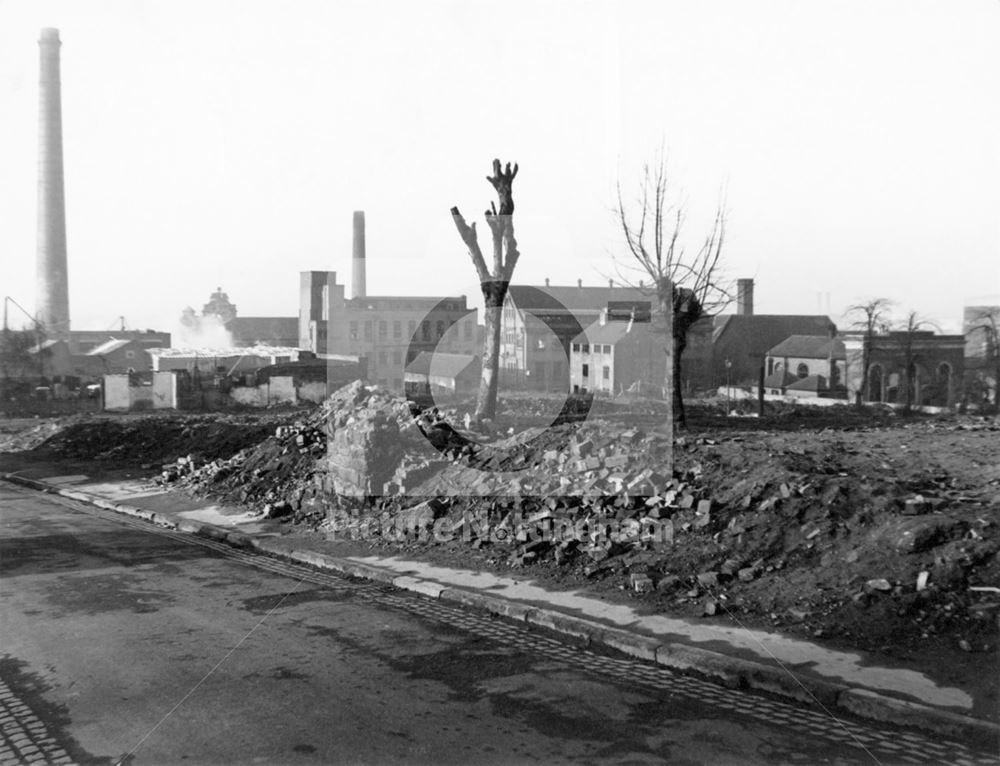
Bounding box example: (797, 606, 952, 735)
(571, 343, 613, 354)
(348, 319, 475, 342)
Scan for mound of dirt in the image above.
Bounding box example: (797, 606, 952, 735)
(26, 412, 297, 467)
(164, 382, 1000, 666)
(8, 383, 997, 676)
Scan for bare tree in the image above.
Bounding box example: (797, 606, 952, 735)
(615, 156, 728, 428)
(450, 159, 520, 422)
(966, 306, 1000, 411)
(895, 310, 939, 412)
(846, 297, 893, 406)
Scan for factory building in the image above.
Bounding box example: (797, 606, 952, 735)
(299, 212, 480, 391)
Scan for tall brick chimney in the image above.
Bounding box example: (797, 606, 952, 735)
(352, 210, 366, 300)
(36, 28, 70, 336)
(736, 278, 754, 316)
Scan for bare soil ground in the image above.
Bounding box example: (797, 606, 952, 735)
(2, 395, 997, 719)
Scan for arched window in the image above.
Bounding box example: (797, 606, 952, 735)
(796, 363, 809, 379)
(934, 363, 952, 406)
(869, 365, 883, 402)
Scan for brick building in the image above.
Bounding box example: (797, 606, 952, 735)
(499, 281, 650, 392)
(842, 331, 965, 408)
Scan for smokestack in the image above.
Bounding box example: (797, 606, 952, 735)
(352, 210, 366, 299)
(36, 28, 70, 337)
(736, 278, 754, 316)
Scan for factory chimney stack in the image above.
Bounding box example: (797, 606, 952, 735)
(352, 211, 366, 300)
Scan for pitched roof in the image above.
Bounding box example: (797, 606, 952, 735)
(572, 318, 653, 345)
(28, 339, 64, 354)
(763, 369, 794, 388)
(767, 334, 845, 360)
(87, 339, 133, 356)
(786, 374, 829, 392)
(713, 315, 836, 353)
(405, 352, 479, 379)
(508, 284, 650, 313)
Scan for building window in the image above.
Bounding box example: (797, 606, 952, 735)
(602, 365, 610, 380)
(436, 321, 445, 339)
(378, 351, 387, 365)
(552, 362, 563, 380)
(378, 321, 387, 339)
(422, 321, 430, 341)
(572, 343, 580, 352)
(349, 321, 358, 340)
(796, 363, 809, 379)
(582, 363, 589, 378)
(603, 344, 612, 354)
(581, 344, 589, 354)
(364, 321, 373, 341)
(393, 321, 402, 339)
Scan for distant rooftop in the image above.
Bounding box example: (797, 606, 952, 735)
(87, 339, 133, 356)
(149, 345, 302, 358)
(767, 335, 845, 360)
(509, 284, 649, 313)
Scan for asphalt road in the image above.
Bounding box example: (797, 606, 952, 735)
(0, 483, 990, 766)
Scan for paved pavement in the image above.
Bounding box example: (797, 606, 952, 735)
(1, 474, 999, 765)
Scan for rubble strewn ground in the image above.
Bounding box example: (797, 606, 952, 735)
(2, 384, 998, 714)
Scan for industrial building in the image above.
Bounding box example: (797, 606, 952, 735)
(4, 28, 172, 399)
(299, 212, 480, 391)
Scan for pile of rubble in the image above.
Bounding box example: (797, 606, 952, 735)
(13, 381, 995, 658)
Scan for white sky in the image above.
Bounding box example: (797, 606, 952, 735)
(1, 0, 997, 335)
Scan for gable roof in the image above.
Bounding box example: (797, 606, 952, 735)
(767, 334, 845, 360)
(508, 285, 650, 314)
(405, 352, 479, 379)
(713, 315, 836, 354)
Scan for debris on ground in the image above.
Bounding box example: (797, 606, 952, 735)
(3, 383, 998, 667)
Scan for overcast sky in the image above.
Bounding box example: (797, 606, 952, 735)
(1, 0, 997, 336)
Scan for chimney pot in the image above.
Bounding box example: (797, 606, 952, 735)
(544, 277, 550, 287)
(577, 279, 583, 288)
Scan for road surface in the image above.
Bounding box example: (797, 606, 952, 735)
(0, 482, 990, 765)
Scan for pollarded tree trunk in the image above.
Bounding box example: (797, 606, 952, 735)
(451, 160, 520, 422)
(477, 280, 508, 421)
